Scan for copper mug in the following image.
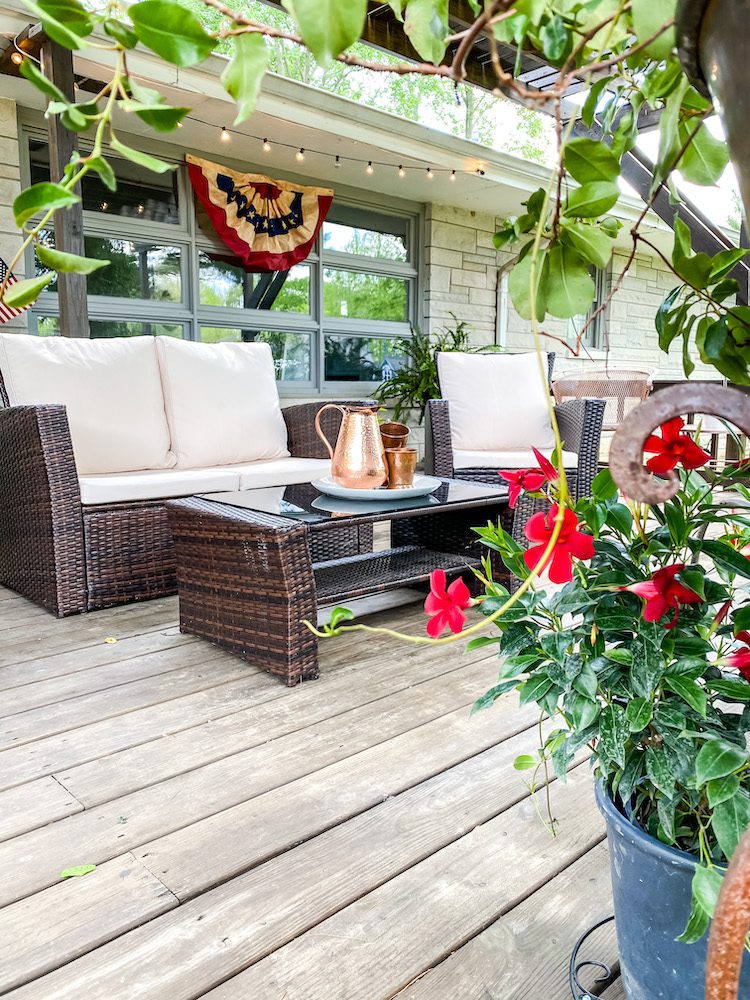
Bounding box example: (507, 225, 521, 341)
(385, 447, 417, 489)
(380, 421, 410, 450)
(315, 403, 388, 490)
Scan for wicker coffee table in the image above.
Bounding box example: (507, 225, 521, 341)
(166, 479, 508, 686)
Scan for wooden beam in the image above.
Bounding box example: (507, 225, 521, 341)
(40, 39, 89, 338)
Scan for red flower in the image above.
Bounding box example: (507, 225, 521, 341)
(499, 449, 559, 509)
(724, 631, 750, 681)
(424, 569, 472, 638)
(621, 564, 702, 629)
(644, 417, 711, 475)
(523, 504, 595, 584)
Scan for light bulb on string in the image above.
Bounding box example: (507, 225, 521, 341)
(334, 155, 341, 168)
(10, 51, 23, 66)
(366, 161, 374, 175)
(262, 138, 271, 152)
(476, 168, 485, 176)
(450, 169, 456, 181)
(426, 167, 434, 180)
(398, 165, 405, 178)
(296, 148, 305, 162)
(220, 126, 231, 142)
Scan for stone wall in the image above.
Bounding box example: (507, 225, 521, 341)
(0, 98, 26, 333)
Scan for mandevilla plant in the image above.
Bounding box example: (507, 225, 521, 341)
(317, 423, 750, 938)
(5, 0, 748, 383)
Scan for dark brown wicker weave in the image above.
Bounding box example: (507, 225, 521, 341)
(166, 480, 508, 685)
(424, 352, 605, 502)
(0, 379, 374, 617)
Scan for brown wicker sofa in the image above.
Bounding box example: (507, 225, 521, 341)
(0, 334, 371, 617)
(423, 351, 605, 503)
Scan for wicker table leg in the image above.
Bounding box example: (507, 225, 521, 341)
(167, 501, 319, 686)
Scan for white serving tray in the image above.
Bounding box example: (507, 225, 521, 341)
(311, 474, 442, 501)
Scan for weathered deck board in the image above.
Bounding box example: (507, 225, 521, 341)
(603, 981, 626, 998)
(0, 586, 613, 1000)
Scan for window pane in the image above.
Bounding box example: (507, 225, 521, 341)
(324, 335, 408, 382)
(200, 327, 311, 382)
(198, 253, 310, 313)
(35, 317, 183, 338)
(29, 139, 179, 224)
(323, 269, 408, 322)
(323, 222, 407, 262)
(38, 231, 183, 302)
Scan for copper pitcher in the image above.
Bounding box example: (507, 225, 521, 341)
(315, 403, 388, 490)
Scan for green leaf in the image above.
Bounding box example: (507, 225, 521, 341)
(712, 793, 750, 859)
(695, 738, 749, 784)
(19, 55, 68, 103)
(631, 0, 676, 60)
(108, 137, 174, 174)
(564, 138, 620, 185)
(678, 866, 722, 943)
(221, 33, 269, 126)
(645, 746, 676, 795)
(1, 272, 54, 309)
(35, 244, 108, 274)
(542, 243, 595, 320)
(471, 679, 520, 713)
(402, 0, 449, 64)
(560, 220, 616, 270)
(599, 704, 628, 768)
(126, 103, 190, 132)
(690, 538, 750, 579)
(591, 468, 618, 501)
(707, 679, 750, 701)
(60, 864, 96, 878)
(707, 774, 740, 809)
(710, 248, 750, 282)
(663, 675, 707, 717)
(566, 691, 599, 729)
(519, 674, 552, 706)
(103, 17, 139, 48)
(514, 754, 538, 771)
(13, 182, 79, 228)
(23, 0, 94, 49)
(572, 662, 598, 700)
(540, 13, 569, 64)
(88, 155, 117, 192)
(129, 0, 216, 67)
(581, 78, 609, 129)
(672, 216, 692, 264)
(631, 636, 664, 698)
(626, 697, 653, 732)
(508, 244, 548, 322)
(566, 182, 620, 218)
(328, 606, 354, 629)
(679, 120, 730, 186)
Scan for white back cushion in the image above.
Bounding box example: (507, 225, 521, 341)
(437, 352, 555, 452)
(0, 333, 174, 475)
(156, 338, 289, 469)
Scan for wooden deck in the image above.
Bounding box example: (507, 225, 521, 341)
(0, 586, 622, 999)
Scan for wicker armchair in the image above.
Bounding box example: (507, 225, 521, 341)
(424, 352, 605, 502)
(0, 388, 371, 617)
(552, 367, 653, 432)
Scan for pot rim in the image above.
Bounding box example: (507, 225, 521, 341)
(595, 781, 701, 873)
(676, 0, 712, 98)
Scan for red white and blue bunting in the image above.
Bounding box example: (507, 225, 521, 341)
(187, 154, 333, 273)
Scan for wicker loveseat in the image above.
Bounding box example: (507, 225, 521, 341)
(423, 351, 605, 502)
(0, 334, 369, 617)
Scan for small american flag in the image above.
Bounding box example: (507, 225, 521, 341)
(0, 257, 29, 324)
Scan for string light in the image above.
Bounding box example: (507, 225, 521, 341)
(296, 148, 305, 161)
(476, 168, 485, 176)
(334, 155, 340, 168)
(262, 138, 271, 152)
(398, 165, 405, 178)
(450, 169, 456, 181)
(10, 51, 23, 66)
(100, 201, 109, 211)
(220, 126, 231, 142)
(366, 161, 374, 175)
(426, 167, 434, 179)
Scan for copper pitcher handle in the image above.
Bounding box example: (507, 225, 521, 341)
(314, 403, 345, 460)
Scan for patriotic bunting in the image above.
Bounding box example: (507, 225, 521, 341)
(187, 155, 333, 273)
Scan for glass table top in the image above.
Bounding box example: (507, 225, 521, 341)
(199, 478, 508, 524)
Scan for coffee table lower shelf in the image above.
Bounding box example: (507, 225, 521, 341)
(313, 545, 480, 606)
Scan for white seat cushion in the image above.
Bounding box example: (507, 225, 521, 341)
(79, 468, 241, 505)
(229, 457, 331, 490)
(156, 338, 289, 469)
(0, 334, 174, 475)
(438, 352, 556, 452)
(453, 448, 579, 470)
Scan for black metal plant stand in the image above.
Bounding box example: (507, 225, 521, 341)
(569, 915, 617, 1000)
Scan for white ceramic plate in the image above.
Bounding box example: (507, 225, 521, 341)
(312, 474, 442, 501)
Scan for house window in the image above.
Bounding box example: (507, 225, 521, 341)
(25, 130, 419, 393)
(566, 267, 609, 352)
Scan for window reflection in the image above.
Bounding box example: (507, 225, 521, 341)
(198, 253, 310, 313)
(200, 327, 311, 382)
(324, 335, 408, 382)
(323, 269, 407, 322)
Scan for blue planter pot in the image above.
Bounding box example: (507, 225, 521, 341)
(596, 783, 750, 999)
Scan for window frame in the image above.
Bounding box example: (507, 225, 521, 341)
(21, 116, 423, 395)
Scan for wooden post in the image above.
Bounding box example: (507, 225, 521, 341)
(40, 39, 89, 337)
